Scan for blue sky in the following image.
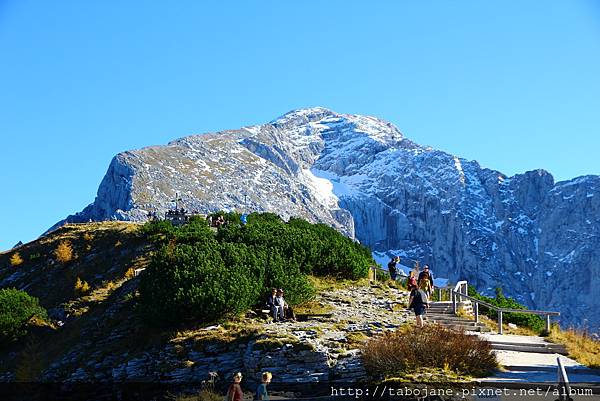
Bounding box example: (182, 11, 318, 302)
(1, 1, 599, 251)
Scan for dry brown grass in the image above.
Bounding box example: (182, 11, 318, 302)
(346, 331, 369, 348)
(362, 324, 497, 378)
(54, 240, 74, 263)
(9, 252, 23, 266)
(308, 275, 369, 292)
(294, 300, 334, 315)
(547, 326, 600, 368)
(176, 389, 222, 401)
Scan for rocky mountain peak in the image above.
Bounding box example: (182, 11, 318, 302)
(50, 109, 600, 332)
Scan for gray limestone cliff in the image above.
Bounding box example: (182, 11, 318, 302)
(52, 107, 600, 332)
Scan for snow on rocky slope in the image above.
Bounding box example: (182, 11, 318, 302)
(52, 107, 600, 332)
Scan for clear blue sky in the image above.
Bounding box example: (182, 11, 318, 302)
(1, 1, 599, 251)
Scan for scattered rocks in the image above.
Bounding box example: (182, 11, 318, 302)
(35, 284, 412, 387)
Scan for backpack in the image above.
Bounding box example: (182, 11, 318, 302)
(419, 271, 431, 290)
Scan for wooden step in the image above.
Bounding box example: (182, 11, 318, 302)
(489, 342, 568, 355)
(441, 324, 491, 332)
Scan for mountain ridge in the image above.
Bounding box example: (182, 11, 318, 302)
(49, 107, 600, 332)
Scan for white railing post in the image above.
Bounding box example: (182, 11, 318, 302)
(474, 302, 479, 323)
(546, 314, 551, 333)
(498, 310, 503, 334)
(452, 290, 456, 314)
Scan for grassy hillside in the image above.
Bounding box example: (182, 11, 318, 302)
(0, 214, 374, 382)
(0, 222, 152, 380)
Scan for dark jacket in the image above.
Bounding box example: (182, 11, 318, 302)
(387, 260, 398, 276)
(266, 295, 276, 308)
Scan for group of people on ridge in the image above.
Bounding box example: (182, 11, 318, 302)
(388, 256, 434, 328)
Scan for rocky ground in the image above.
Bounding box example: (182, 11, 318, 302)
(252, 283, 412, 383)
(0, 276, 413, 390)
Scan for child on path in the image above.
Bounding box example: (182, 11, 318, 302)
(254, 371, 272, 400)
(226, 372, 244, 401)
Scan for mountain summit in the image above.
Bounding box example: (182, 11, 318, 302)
(53, 108, 600, 331)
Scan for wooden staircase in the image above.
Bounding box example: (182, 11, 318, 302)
(425, 301, 568, 355)
(424, 301, 491, 333)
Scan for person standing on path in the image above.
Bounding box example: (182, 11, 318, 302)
(408, 287, 429, 328)
(406, 270, 418, 291)
(387, 256, 400, 281)
(226, 372, 244, 401)
(254, 371, 272, 400)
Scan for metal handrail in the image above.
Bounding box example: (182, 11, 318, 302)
(446, 281, 560, 334)
(557, 357, 571, 401)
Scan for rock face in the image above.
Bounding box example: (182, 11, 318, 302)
(53, 107, 600, 332)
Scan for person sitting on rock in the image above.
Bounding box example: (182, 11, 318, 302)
(274, 289, 295, 321)
(254, 371, 272, 400)
(266, 288, 280, 321)
(226, 372, 244, 401)
(408, 286, 429, 328)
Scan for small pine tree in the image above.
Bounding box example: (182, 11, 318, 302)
(124, 267, 135, 279)
(74, 277, 91, 295)
(54, 241, 73, 263)
(10, 252, 23, 266)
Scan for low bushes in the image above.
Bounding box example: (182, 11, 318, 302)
(361, 325, 497, 378)
(468, 286, 545, 332)
(139, 213, 370, 326)
(0, 288, 48, 343)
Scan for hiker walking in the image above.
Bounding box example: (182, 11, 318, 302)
(406, 270, 418, 291)
(418, 264, 434, 298)
(408, 286, 429, 328)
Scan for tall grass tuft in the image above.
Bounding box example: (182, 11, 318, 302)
(548, 325, 600, 368)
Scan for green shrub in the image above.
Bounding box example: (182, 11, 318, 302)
(139, 212, 374, 326)
(468, 285, 545, 332)
(362, 324, 497, 378)
(0, 288, 48, 343)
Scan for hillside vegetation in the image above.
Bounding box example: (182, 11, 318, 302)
(0, 215, 373, 382)
(139, 212, 373, 325)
